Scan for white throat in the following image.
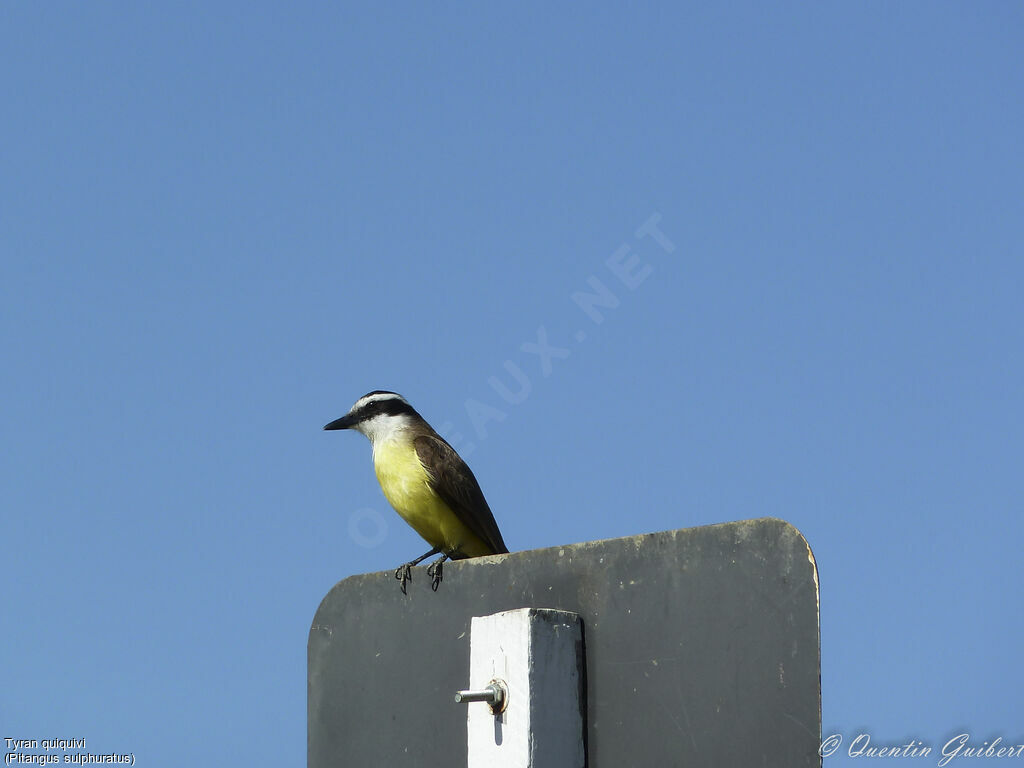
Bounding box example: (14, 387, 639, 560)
(355, 413, 416, 448)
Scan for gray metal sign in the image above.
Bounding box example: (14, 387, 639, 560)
(309, 517, 821, 767)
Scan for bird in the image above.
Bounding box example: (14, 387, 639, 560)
(324, 391, 508, 593)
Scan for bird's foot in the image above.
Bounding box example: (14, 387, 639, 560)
(395, 563, 413, 594)
(426, 555, 448, 592)
(393, 547, 443, 594)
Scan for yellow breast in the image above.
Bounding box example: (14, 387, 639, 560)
(372, 439, 491, 557)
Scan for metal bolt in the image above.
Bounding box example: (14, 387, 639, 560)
(454, 679, 508, 714)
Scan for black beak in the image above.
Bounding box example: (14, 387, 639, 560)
(323, 414, 354, 431)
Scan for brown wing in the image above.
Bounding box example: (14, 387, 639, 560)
(414, 434, 508, 556)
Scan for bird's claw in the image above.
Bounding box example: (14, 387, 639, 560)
(427, 559, 444, 591)
(395, 563, 413, 595)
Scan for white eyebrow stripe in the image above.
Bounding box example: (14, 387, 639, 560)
(353, 392, 408, 410)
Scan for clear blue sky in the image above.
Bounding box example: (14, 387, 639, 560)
(3, 2, 1022, 764)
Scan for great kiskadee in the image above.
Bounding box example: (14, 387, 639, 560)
(324, 391, 508, 593)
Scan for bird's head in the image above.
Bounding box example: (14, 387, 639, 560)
(324, 391, 419, 444)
